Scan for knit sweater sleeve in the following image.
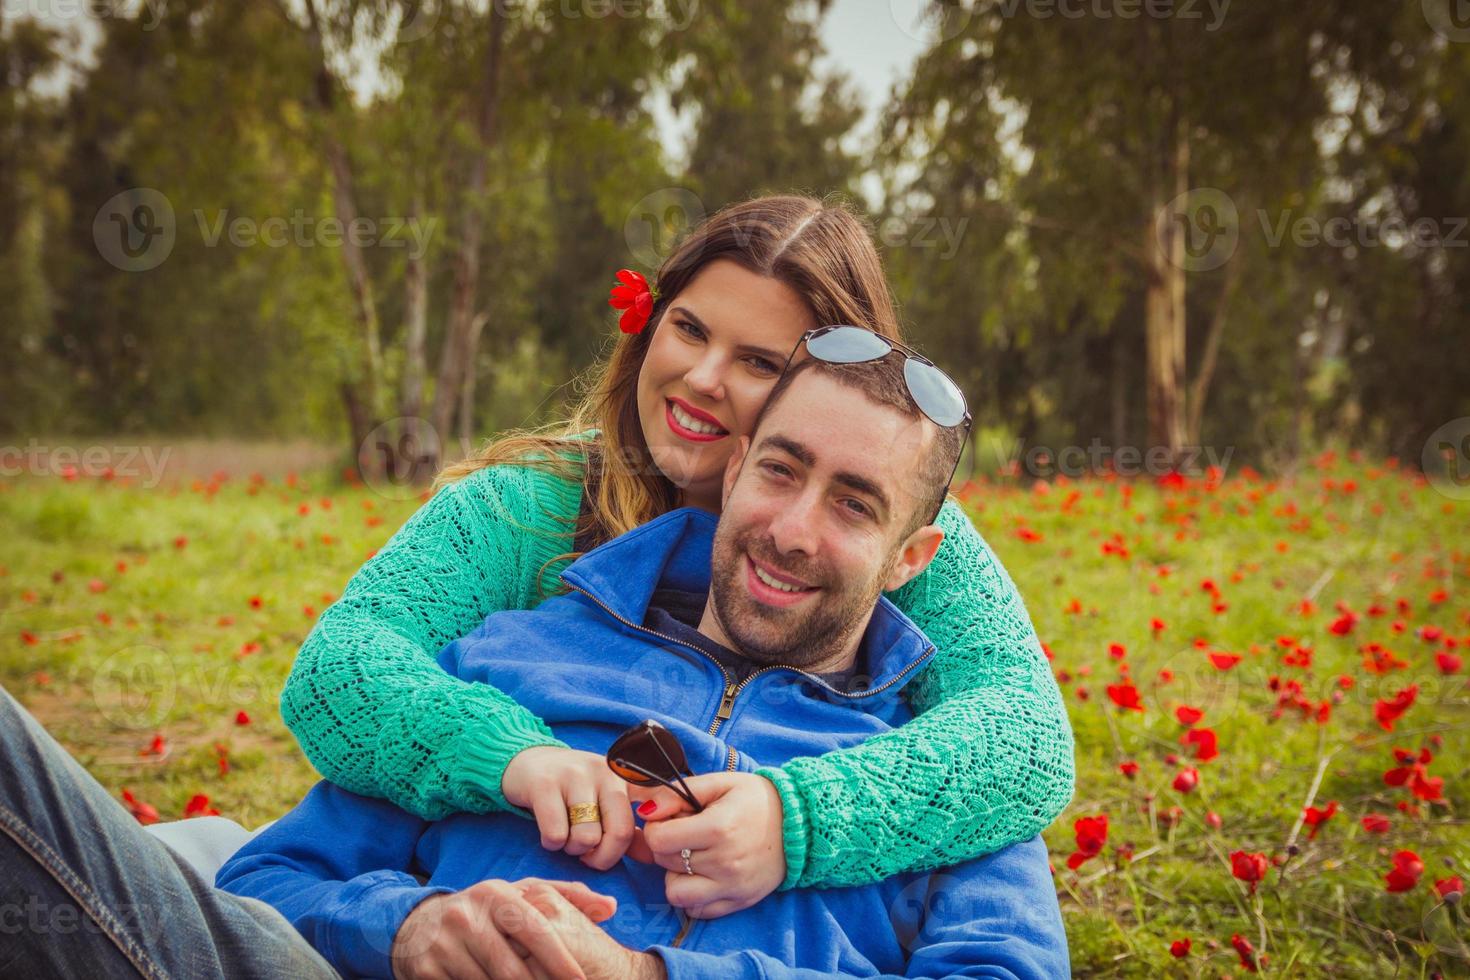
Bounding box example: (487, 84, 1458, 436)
(755, 497, 1076, 890)
(278, 463, 582, 821)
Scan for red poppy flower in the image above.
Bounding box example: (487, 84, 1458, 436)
(1169, 938, 1191, 958)
(1383, 748, 1443, 802)
(235, 710, 251, 726)
(1208, 652, 1243, 671)
(1172, 767, 1200, 793)
(1181, 727, 1219, 762)
(1384, 849, 1424, 892)
(1230, 850, 1269, 893)
(1232, 933, 1260, 972)
(1436, 651, 1462, 674)
(1066, 814, 1108, 870)
(1106, 683, 1144, 712)
(248, 595, 263, 610)
(1374, 685, 1419, 731)
(608, 269, 656, 334)
(1205, 810, 1223, 830)
(140, 733, 166, 758)
(1361, 814, 1392, 833)
(1118, 760, 1140, 779)
(1434, 876, 1464, 900)
(1302, 801, 1338, 839)
(1175, 705, 1204, 726)
(184, 793, 221, 818)
(1016, 527, 1043, 543)
(1150, 617, 1166, 634)
(121, 788, 160, 825)
(1108, 643, 1127, 660)
(1328, 612, 1357, 636)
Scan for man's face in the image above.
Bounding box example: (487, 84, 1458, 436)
(708, 373, 936, 669)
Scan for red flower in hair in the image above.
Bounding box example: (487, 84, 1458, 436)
(608, 268, 656, 334)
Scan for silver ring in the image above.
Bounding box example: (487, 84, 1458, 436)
(680, 847, 694, 876)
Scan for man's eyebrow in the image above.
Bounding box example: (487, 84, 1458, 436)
(671, 306, 787, 363)
(833, 472, 892, 516)
(756, 434, 815, 467)
(757, 434, 893, 515)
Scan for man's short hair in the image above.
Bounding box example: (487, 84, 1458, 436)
(752, 353, 966, 533)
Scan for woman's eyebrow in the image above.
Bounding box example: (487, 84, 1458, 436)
(671, 306, 787, 362)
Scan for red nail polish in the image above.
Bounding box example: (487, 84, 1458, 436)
(638, 800, 657, 816)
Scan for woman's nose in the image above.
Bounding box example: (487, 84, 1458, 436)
(684, 352, 726, 402)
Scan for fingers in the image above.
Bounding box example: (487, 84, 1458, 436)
(529, 788, 572, 852)
(580, 779, 634, 871)
(561, 776, 603, 858)
(664, 869, 746, 919)
(626, 783, 696, 822)
(625, 826, 656, 865)
(530, 879, 618, 923)
(642, 810, 720, 857)
(466, 880, 582, 980)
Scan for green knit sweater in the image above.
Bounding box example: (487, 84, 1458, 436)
(279, 458, 1075, 890)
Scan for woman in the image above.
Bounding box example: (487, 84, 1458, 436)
(281, 194, 1075, 918)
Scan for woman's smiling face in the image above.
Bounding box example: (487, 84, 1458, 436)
(636, 259, 819, 511)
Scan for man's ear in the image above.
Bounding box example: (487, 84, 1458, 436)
(882, 524, 945, 592)
(721, 435, 751, 509)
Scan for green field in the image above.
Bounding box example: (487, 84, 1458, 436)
(2, 452, 1467, 976)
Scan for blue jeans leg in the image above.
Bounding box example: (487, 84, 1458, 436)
(0, 683, 335, 979)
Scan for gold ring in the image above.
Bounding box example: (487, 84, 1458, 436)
(567, 802, 602, 825)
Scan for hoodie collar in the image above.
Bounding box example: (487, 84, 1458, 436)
(559, 507, 936, 695)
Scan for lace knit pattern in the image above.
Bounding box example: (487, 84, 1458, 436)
(280, 459, 1076, 890)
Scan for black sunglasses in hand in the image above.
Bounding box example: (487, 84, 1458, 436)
(606, 719, 706, 814)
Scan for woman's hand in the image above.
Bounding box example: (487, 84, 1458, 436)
(627, 772, 788, 919)
(501, 746, 636, 871)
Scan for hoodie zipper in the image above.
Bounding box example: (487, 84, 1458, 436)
(563, 580, 936, 947)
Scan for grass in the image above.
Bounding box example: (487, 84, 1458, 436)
(1, 449, 1466, 976)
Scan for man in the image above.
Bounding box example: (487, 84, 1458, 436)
(216, 351, 1070, 979)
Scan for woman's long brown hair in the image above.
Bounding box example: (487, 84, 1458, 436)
(434, 194, 904, 573)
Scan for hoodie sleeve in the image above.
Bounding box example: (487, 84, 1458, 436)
(648, 838, 1068, 980)
(215, 781, 452, 979)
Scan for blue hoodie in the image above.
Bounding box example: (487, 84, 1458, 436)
(218, 508, 1070, 979)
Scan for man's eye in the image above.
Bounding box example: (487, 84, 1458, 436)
(761, 461, 793, 479)
(841, 499, 872, 519)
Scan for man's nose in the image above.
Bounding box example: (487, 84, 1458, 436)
(684, 350, 726, 402)
(767, 490, 821, 557)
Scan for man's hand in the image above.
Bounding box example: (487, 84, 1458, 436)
(627, 772, 787, 918)
(501, 746, 637, 870)
(391, 878, 615, 980)
(513, 879, 667, 980)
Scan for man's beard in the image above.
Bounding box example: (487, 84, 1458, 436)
(709, 523, 898, 670)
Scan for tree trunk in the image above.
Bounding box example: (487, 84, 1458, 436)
(298, 0, 385, 478)
(1186, 253, 1242, 446)
(1144, 111, 1189, 466)
(458, 312, 489, 458)
(430, 7, 507, 461)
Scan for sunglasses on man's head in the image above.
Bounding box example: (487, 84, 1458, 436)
(781, 325, 973, 518)
(607, 719, 706, 814)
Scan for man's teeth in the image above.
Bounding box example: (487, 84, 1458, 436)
(671, 401, 726, 436)
(754, 563, 808, 593)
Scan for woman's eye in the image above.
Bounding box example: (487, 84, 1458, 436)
(745, 356, 780, 376)
(676, 320, 705, 341)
